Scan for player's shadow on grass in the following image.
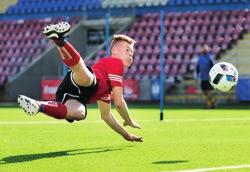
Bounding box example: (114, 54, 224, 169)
(0, 147, 125, 164)
(153, 160, 189, 165)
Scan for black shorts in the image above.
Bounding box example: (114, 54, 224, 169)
(201, 80, 213, 91)
(56, 69, 98, 106)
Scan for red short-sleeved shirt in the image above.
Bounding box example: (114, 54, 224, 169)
(88, 56, 124, 104)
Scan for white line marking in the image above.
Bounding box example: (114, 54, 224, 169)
(163, 117, 250, 122)
(0, 120, 104, 125)
(0, 121, 66, 125)
(139, 117, 250, 123)
(171, 164, 250, 172)
(0, 117, 250, 125)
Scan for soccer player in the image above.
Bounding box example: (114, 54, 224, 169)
(195, 44, 216, 109)
(17, 22, 143, 142)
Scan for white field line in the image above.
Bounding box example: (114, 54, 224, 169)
(1, 117, 250, 125)
(169, 164, 250, 172)
(163, 117, 250, 122)
(0, 121, 66, 125)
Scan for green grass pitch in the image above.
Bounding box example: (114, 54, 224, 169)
(0, 106, 250, 172)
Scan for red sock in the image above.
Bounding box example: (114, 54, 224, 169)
(56, 41, 80, 67)
(39, 101, 67, 119)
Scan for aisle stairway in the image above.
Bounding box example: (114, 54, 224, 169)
(220, 32, 250, 76)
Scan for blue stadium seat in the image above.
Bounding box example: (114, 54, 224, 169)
(5, 0, 102, 14)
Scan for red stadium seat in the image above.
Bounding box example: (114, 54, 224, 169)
(170, 64, 179, 76)
(178, 64, 187, 75)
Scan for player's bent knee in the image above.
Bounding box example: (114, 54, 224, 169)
(64, 99, 86, 120)
(75, 109, 86, 120)
(69, 108, 86, 120)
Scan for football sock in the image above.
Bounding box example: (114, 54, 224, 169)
(53, 39, 65, 47)
(55, 40, 80, 67)
(39, 101, 67, 119)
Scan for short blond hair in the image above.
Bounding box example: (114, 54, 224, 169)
(110, 34, 136, 53)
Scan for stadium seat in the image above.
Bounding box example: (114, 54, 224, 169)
(0, 17, 83, 87)
(0, 76, 6, 86)
(6, 0, 101, 14)
(178, 64, 187, 75)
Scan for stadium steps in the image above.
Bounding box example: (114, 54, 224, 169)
(0, 0, 17, 13)
(220, 32, 250, 76)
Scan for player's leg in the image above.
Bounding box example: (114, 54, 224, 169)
(43, 22, 94, 87)
(64, 99, 86, 121)
(17, 95, 86, 121)
(206, 90, 215, 109)
(17, 95, 67, 119)
(202, 89, 214, 109)
(71, 59, 95, 87)
(55, 40, 94, 87)
(203, 90, 210, 108)
(201, 81, 208, 108)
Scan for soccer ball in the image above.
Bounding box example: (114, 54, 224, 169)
(209, 62, 238, 92)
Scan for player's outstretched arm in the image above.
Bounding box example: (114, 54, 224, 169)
(112, 87, 141, 129)
(97, 100, 143, 142)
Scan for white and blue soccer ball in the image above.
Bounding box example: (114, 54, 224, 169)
(209, 62, 238, 92)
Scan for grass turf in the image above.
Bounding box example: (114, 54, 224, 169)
(0, 106, 250, 172)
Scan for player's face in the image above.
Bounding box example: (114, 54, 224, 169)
(117, 41, 134, 68)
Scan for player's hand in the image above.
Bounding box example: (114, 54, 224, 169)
(123, 120, 141, 129)
(123, 134, 143, 142)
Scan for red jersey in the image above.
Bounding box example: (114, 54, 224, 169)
(89, 57, 124, 104)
